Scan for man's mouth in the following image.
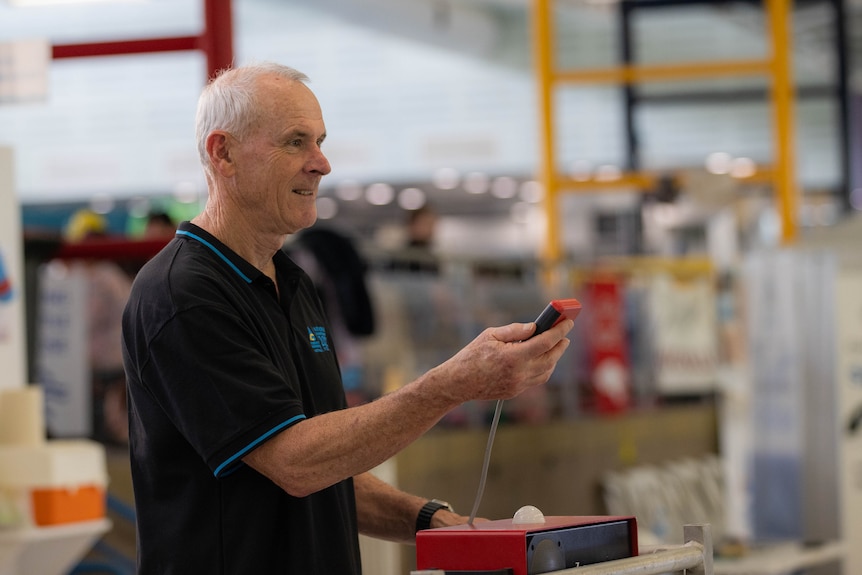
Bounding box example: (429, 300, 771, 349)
(293, 189, 315, 196)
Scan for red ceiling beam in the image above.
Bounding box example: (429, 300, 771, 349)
(50, 0, 233, 80)
(52, 36, 200, 59)
(52, 237, 171, 262)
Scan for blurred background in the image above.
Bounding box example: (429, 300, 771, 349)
(0, 0, 860, 574)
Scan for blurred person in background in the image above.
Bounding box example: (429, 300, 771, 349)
(142, 210, 176, 240)
(406, 203, 439, 273)
(407, 204, 437, 247)
(121, 62, 574, 574)
(390, 203, 440, 274)
(64, 209, 132, 444)
(287, 226, 376, 407)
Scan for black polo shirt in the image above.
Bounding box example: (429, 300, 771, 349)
(122, 221, 361, 574)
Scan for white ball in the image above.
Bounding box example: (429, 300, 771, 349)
(512, 505, 546, 525)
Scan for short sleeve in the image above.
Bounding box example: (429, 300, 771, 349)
(140, 302, 306, 477)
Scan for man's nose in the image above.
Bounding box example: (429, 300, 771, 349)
(309, 147, 331, 176)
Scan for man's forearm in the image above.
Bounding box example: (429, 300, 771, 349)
(354, 472, 467, 544)
(244, 366, 459, 497)
(354, 472, 425, 544)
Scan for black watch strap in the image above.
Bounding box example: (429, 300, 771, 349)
(415, 499, 452, 533)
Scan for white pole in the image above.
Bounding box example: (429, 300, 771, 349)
(0, 146, 26, 391)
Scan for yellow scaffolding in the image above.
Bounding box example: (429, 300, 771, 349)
(532, 0, 798, 263)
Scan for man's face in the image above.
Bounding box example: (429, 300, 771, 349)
(229, 75, 331, 235)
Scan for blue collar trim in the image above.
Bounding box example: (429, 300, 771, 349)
(175, 229, 253, 284)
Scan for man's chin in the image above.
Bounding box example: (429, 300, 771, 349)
(291, 214, 318, 235)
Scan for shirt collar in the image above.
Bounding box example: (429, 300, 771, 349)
(175, 221, 263, 284)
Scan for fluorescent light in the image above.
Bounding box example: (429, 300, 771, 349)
(335, 180, 363, 202)
(431, 167, 459, 191)
(365, 183, 394, 206)
(519, 180, 543, 203)
(316, 197, 338, 220)
(729, 157, 756, 179)
(705, 152, 733, 175)
(490, 176, 517, 199)
(463, 171, 489, 195)
(398, 187, 426, 210)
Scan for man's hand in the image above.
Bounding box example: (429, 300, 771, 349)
(429, 508, 487, 529)
(432, 318, 574, 406)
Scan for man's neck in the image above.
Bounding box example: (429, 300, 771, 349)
(191, 210, 284, 275)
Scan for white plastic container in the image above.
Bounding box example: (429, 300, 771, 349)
(0, 440, 107, 528)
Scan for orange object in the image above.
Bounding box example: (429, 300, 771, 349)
(30, 485, 105, 526)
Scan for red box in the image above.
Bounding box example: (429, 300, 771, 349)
(416, 515, 638, 575)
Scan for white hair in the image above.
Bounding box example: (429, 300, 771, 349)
(195, 62, 310, 178)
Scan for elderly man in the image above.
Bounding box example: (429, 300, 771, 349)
(122, 62, 573, 574)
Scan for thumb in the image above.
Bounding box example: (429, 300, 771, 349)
(491, 322, 535, 343)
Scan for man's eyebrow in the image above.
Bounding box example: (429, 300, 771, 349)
(282, 129, 326, 143)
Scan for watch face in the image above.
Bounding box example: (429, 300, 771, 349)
(417, 500, 454, 533)
(432, 499, 453, 513)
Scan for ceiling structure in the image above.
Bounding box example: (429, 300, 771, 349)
(1, 0, 858, 241)
(280, 0, 859, 225)
(278, 0, 859, 84)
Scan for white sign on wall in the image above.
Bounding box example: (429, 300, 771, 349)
(647, 274, 720, 395)
(0, 146, 26, 391)
(0, 39, 49, 103)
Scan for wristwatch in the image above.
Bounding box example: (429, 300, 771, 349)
(415, 499, 454, 532)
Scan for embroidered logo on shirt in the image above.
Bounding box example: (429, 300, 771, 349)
(307, 326, 330, 352)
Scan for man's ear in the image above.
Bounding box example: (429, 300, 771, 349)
(206, 131, 235, 177)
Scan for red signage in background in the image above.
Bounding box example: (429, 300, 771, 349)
(581, 276, 631, 413)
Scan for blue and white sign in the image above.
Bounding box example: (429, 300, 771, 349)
(743, 250, 839, 542)
(37, 262, 90, 437)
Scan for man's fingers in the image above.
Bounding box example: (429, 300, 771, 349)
(491, 318, 575, 345)
(489, 322, 534, 343)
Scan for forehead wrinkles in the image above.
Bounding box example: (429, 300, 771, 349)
(255, 77, 322, 138)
